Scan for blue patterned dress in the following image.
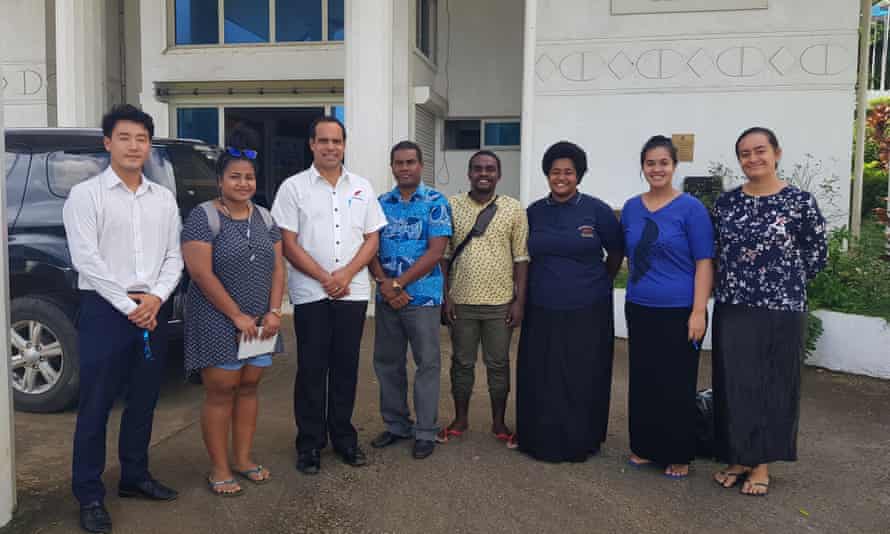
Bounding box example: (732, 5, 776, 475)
(712, 185, 827, 466)
(182, 206, 284, 372)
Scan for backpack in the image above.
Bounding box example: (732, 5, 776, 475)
(199, 200, 274, 239)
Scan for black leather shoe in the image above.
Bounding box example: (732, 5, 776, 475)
(413, 439, 435, 459)
(118, 478, 178, 501)
(79, 502, 112, 534)
(371, 431, 410, 449)
(296, 449, 321, 475)
(335, 446, 368, 467)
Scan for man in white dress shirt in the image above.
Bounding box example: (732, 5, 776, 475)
(62, 105, 182, 534)
(272, 117, 387, 475)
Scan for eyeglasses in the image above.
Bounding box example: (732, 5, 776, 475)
(226, 147, 258, 160)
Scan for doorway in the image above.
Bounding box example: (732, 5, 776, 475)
(224, 107, 325, 207)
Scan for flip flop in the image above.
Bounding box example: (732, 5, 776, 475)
(741, 478, 770, 497)
(506, 434, 519, 450)
(714, 470, 748, 489)
(207, 477, 244, 497)
(493, 432, 514, 443)
(234, 465, 271, 485)
(663, 466, 690, 479)
(627, 457, 654, 468)
(435, 428, 465, 444)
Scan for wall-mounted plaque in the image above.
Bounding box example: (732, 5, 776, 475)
(612, 0, 768, 15)
(672, 134, 695, 162)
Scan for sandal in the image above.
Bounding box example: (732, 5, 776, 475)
(493, 432, 514, 443)
(234, 465, 271, 485)
(627, 455, 653, 468)
(435, 428, 465, 444)
(207, 477, 243, 497)
(741, 477, 770, 497)
(664, 465, 690, 479)
(506, 434, 519, 450)
(714, 469, 749, 488)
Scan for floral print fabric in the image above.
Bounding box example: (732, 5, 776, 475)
(714, 185, 827, 312)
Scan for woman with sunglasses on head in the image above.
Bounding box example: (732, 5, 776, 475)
(621, 136, 714, 479)
(711, 127, 827, 496)
(181, 129, 286, 496)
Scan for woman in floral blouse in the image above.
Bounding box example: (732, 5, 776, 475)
(711, 127, 827, 496)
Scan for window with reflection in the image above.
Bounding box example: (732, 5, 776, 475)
(175, 0, 219, 45)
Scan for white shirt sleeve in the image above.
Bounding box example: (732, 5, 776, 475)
(271, 179, 301, 234)
(149, 193, 184, 302)
(363, 182, 388, 234)
(62, 185, 138, 315)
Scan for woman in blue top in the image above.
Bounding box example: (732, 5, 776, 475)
(514, 141, 624, 462)
(621, 136, 714, 478)
(712, 127, 827, 496)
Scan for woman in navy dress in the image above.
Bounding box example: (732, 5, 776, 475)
(182, 134, 285, 496)
(712, 127, 827, 496)
(514, 141, 624, 462)
(621, 136, 714, 478)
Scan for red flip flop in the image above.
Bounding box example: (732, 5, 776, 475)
(436, 428, 465, 444)
(493, 432, 513, 442)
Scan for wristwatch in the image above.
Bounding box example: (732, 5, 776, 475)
(391, 280, 403, 294)
(269, 308, 282, 318)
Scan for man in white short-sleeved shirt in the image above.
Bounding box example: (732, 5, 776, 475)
(271, 116, 386, 475)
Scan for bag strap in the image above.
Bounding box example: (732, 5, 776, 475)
(449, 196, 498, 270)
(200, 201, 273, 240)
(199, 200, 222, 239)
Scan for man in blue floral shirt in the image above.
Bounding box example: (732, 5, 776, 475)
(368, 141, 452, 459)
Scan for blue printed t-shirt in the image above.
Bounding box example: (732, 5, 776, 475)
(377, 183, 453, 306)
(527, 193, 623, 310)
(621, 193, 714, 308)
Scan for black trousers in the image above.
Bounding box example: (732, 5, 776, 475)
(293, 299, 368, 452)
(72, 291, 171, 505)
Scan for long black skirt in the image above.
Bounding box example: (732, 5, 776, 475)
(515, 298, 614, 462)
(626, 302, 701, 465)
(712, 303, 805, 466)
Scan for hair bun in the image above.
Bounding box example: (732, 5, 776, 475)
(225, 124, 260, 151)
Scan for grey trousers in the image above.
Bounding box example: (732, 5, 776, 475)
(373, 303, 442, 441)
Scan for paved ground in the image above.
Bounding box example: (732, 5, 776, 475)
(3, 317, 890, 534)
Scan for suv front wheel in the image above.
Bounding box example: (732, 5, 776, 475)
(9, 297, 80, 413)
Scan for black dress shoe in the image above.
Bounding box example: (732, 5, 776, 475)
(371, 431, 410, 449)
(413, 439, 435, 459)
(80, 502, 112, 534)
(118, 478, 178, 501)
(335, 445, 368, 467)
(296, 449, 321, 475)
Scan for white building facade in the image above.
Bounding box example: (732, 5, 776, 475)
(2, 0, 860, 219)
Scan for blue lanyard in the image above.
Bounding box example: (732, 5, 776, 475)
(143, 330, 153, 360)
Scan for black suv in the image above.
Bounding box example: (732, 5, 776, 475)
(6, 128, 220, 413)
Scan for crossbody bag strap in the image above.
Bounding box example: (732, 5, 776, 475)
(448, 196, 499, 270)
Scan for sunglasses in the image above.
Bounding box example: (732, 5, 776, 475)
(226, 147, 258, 159)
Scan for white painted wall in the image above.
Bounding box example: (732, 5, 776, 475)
(0, 0, 48, 126)
(525, 0, 859, 217)
(809, 310, 890, 380)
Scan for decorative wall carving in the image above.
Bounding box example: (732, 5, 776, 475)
(0, 63, 48, 102)
(612, 0, 768, 15)
(535, 33, 855, 95)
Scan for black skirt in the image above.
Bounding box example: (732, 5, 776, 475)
(515, 298, 614, 462)
(625, 302, 701, 465)
(712, 303, 805, 466)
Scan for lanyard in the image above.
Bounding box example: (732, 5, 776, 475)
(143, 329, 153, 360)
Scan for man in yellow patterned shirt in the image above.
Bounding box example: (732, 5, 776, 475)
(437, 151, 529, 445)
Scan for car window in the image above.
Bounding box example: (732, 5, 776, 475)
(46, 151, 109, 198)
(5, 152, 31, 224)
(46, 148, 177, 198)
(167, 144, 219, 216)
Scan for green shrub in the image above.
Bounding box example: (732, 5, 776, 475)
(862, 162, 888, 217)
(808, 221, 890, 323)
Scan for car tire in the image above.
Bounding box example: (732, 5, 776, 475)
(9, 296, 80, 413)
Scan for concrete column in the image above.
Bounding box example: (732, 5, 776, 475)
(344, 0, 394, 195)
(0, 62, 20, 528)
(55, 0, 107, 127)
(391, 2, 415, 145)
(519, 0, 538, 207)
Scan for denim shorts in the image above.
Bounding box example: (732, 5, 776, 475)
(215, 354, 274, 371)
